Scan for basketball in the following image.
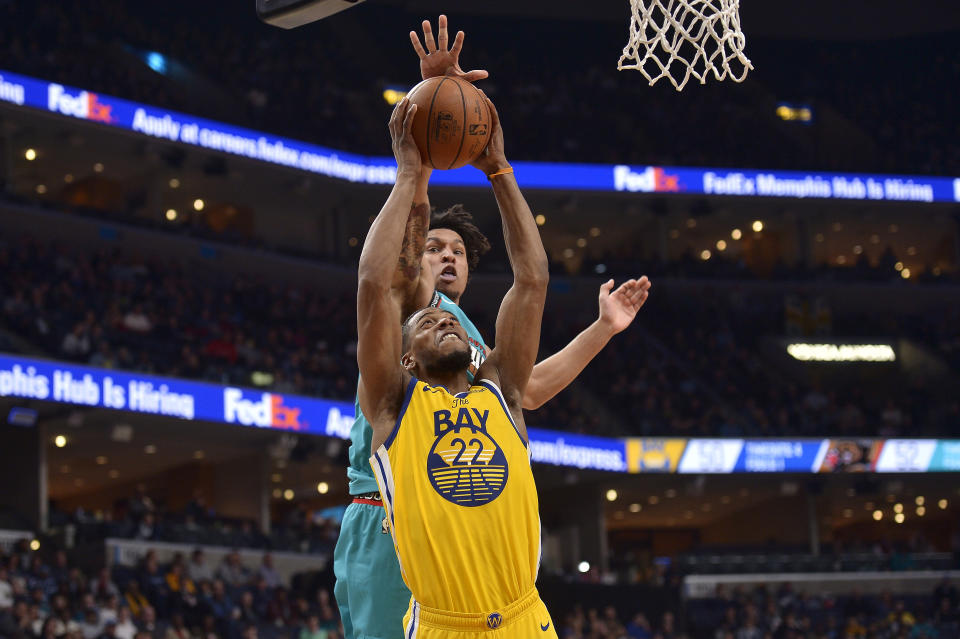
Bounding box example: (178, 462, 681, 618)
(407, 75, 491, 170)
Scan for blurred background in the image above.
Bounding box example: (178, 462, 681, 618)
(0, 1, 959, 638)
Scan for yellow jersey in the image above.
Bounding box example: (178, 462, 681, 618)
(370, 378, 541, 613)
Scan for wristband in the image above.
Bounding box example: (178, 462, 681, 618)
(487, 166, 514, 180)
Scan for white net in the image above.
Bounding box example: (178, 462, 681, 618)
(618, 0, 753, 91)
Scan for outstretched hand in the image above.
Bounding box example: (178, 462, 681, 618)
(598, 276, 651, 335)
(410, 15, 489, 82)
(470, 92, 508, 176)
(389, 98, 420, 178)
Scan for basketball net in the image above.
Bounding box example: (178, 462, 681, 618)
(618, 0, 753, 90)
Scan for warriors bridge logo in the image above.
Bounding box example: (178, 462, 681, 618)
(427, 401, 508, 507)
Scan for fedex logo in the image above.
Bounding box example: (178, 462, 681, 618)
(47, 84, 114, 123)
(223, 388, 305, 430)
(613, 165, 682, 193)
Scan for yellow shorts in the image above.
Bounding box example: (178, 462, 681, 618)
(402, 588, 558, 639)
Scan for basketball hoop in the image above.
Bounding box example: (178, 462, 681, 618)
(618, 0, 753, 90)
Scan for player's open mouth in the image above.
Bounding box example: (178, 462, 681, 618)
(438, 332, 462, 345)
(439, 266, 457, 283)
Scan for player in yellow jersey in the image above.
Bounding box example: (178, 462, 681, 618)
(356, 93, 605, 637)
(336, 18, 652, 639)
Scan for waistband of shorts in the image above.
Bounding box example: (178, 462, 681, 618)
(412, 588, 539, 631)
(351, 492, 382, 506)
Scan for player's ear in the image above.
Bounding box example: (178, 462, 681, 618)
(401, 352, 416, 371)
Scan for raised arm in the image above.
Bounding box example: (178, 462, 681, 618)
(410, 14, 488, 83)
(392, 168, 432, 317)
(405, 14, 488, 312)
(522, 277, 651, 410)
(357, 99, 421, 429)
(473, 98, 549, 424)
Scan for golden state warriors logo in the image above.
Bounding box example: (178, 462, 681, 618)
(427, 403, 508, 507)
(487, 613, 502, 629)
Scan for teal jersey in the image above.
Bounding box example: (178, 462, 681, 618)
(347, 291, 489, 495)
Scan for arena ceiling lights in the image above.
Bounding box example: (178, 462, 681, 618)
(786, 343, 896, 363)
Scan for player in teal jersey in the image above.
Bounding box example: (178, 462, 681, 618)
(333, 16, 651, 639)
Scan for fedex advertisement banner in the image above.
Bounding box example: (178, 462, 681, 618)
(0, 353, 354, 438)
(1, 353, 958, 474)
(637, 167, 954, 204)
(0, 354, 626, 472)
(528, 428, 629, 472)
(1, 69, 958, 202)
(0, 70, 397, 185)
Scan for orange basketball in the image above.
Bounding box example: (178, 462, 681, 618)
(407, 76, 491, 170)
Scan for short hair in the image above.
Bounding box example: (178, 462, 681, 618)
(430, 205, 491, 272)
(401, 311, 418, 352)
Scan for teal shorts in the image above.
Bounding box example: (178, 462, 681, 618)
(333, 499, 412, 639)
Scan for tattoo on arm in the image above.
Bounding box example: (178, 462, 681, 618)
(396, 202, 429, 283)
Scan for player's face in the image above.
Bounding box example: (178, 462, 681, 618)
(422, 229, 468, 302)
(406, 308, 471, 375)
